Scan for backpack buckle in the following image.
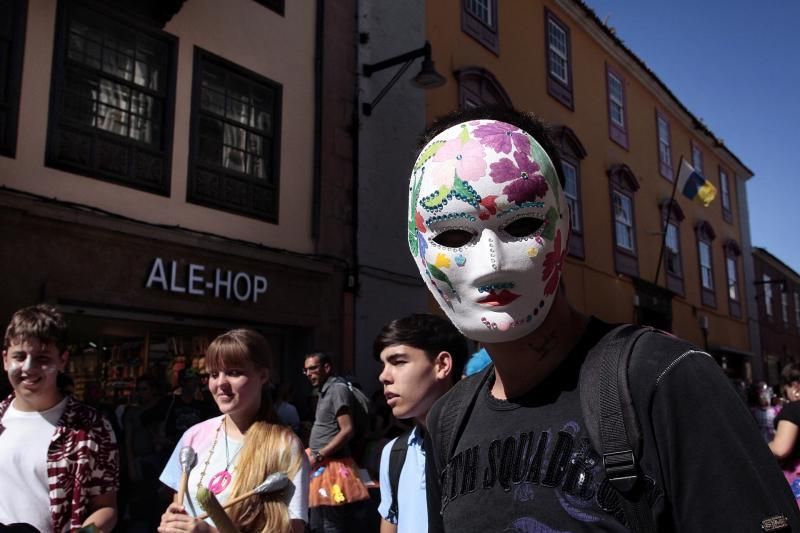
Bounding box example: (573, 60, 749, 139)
(603, 450, 639, 493)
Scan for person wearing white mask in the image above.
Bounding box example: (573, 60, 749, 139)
(411, 107, 799, 532)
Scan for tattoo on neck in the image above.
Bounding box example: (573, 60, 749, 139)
(527, 330, 557, 359)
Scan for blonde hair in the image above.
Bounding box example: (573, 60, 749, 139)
(206, 329, 301, 532)
(228, 422, 302, 532)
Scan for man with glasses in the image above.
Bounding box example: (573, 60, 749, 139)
(303, 352, 370, 532)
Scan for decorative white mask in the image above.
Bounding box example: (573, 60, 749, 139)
(407, 119, 569, 343)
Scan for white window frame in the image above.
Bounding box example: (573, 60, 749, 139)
(726, 256, 739, 301)
(613, 191, 634, 252)
(764, 274, 773, 317)
(699, 240, 713, 290)
(692, 143, 704, 176)
(665, 222, 681, 276)
(548, 19, 569, 84)
(720, 168, 731, 211)
(608, 71, 625, 128)
(465, 0, 493, 27)
(562, 160, 580, 232)
(657, 115, 671, 169)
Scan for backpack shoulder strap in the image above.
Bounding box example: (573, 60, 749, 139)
(387, 428, 413, 523)
(579, 323, 657, 533)
(435, 366, 493, 470)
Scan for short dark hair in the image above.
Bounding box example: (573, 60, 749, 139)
(782, 364, 800, 386)
(418, 105, 564, 187)
(4, 304, 69, 354)
(305, 351, 332, 367)
(373, 313, 468, 380)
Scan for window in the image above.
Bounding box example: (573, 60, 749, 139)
(666, 223, 681, 276)
(46, 0, 176, 194)
(795, 292, 800, 327)
(188, 48, 282, 221)
(661, 199, 685, 295)
(726, 257, 738, 301)
(656, 111, 672, 180)
(695, 221, 716, 308)
(782, 292, 790, 324)
(763, 274, 773, 317)
(723, 240, 741, 318)
(720, 167, 732, 223)
(614, 192, 634, 251)
(462, 0, 498, 53)
(456, 67, 512, 110)
(545, 9, 573, 109)
(0, 0, 27, 157)
(466, 0, 492, 26)
(552, 125, 587, 259)
(563, 161, 580, 232)
(691, 141, 704, 176)
(608, 74, 624, 127)
(699, 241, 713, 290)
(548, 20, 568, 84)
(606, 64, 628, 149)
(608, 164, 639, 277)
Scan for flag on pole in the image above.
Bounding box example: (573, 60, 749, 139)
(676, 159, 716, 207)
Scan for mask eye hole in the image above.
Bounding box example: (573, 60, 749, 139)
(504, 217, 544, 238)
(432, 229, 474, 248)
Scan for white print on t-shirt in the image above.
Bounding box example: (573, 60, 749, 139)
(440, 425, 626, 524)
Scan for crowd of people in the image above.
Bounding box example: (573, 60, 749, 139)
(3, 106, 800, 532)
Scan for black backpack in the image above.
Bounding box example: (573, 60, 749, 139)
(432, 324, 664, 532)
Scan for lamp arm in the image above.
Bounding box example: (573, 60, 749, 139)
(362, 42, 430, 77)
(362, 59, 414, 116)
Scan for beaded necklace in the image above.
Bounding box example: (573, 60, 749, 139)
(196, 416, 243, 495)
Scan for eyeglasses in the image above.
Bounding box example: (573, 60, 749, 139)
(303, 364, 321, 374)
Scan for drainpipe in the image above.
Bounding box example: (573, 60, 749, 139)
(311, 0, 324, 241)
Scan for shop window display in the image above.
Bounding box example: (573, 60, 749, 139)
(66, 333, 218, 406)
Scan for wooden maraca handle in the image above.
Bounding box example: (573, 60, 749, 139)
(176, 472, 189, 505)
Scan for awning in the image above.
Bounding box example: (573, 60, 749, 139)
(708, 345, 756, 358)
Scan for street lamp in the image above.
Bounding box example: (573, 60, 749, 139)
(361, 41, 446, 116)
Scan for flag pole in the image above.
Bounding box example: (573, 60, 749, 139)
(653, 156, 684, 285)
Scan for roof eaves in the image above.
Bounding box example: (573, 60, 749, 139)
(569, 0, 754, 178)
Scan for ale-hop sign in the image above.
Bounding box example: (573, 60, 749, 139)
(145, 257, 268, 303)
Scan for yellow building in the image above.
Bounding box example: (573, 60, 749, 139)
(425, 0, 756, 379)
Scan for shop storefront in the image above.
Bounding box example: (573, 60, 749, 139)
(1, 193, 350, 410)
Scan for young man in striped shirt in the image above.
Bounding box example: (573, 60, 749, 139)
(0, 304, 119, 532)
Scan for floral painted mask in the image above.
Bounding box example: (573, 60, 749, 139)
(407, 119, 569, 343)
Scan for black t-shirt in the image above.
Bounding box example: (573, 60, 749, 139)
(163, 397, 214, 444)
(427, 319, 800, 532)
(775, 401, 800, 428)
(433, 318, 629, 532)
(775, 401, 800, 459)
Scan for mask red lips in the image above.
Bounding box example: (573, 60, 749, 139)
(477, 290, 521, 307)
